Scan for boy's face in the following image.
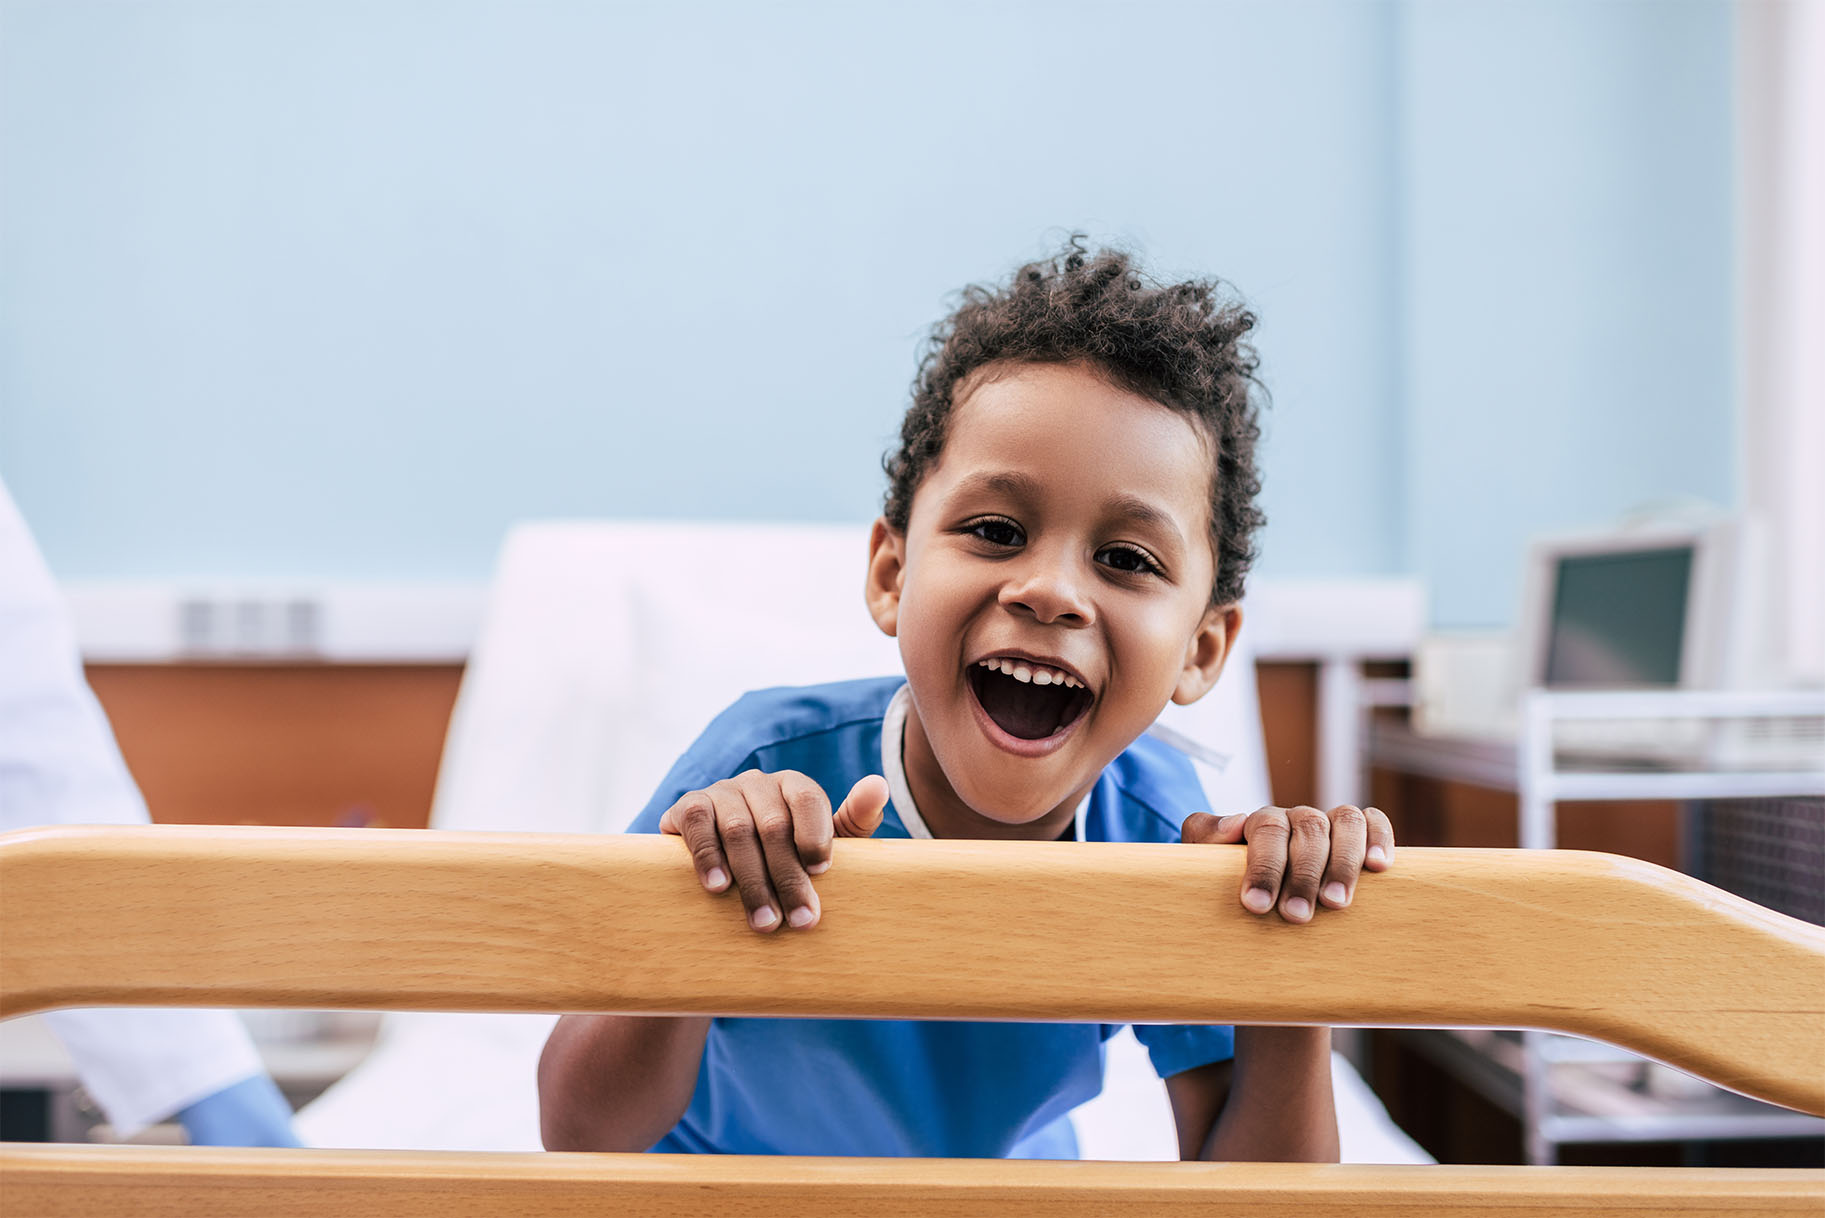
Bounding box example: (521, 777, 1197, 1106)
(867, 361, 1241, 838)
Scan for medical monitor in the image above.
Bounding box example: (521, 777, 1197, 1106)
(1416, 517, 1799, 759)
(1506, 518, 1788, 767)
(1519, 520, 1748, 695)
(1542, 545, 1695, 688)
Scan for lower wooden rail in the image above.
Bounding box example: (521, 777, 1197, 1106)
(2, 1146, 1820, 1218)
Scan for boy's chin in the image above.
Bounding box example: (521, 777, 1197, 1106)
(953, 775, 1079, 829)
(969, 805, 1060, 829)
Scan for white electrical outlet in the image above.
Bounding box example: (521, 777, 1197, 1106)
(176, 594, 323, 657)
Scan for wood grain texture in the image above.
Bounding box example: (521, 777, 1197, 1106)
(1, 1145, 1820, 1217)
(3, 825, 1822, 1117)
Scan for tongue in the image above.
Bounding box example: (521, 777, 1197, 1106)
(975, 670, 1072, 740)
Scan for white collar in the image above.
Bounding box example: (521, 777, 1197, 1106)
(879, 684, 1089, 842)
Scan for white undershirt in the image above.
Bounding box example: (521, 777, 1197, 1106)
(879, 684, 1090, 842)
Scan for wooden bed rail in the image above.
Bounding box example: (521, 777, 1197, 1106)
(4, 825, 1822, 1112)
(2, 1145, 1820, 1216)
(2, 824, 1822, 1216)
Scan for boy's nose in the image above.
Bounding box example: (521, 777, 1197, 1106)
(998, 553, 1094, 626)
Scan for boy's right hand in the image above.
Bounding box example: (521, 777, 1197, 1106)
(658, 771, 888, 933)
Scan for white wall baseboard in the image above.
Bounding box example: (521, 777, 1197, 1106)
(1243, 578, 1427, 661)
(63, 577, 1424, 665)
(65, 582, 487, 663)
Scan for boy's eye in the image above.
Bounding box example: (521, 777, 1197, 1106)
(1097, 544, 1165, 577)
(966, 518, 1025, 548)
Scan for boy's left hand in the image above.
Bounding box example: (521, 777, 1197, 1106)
(1181, 805, 1395, 924)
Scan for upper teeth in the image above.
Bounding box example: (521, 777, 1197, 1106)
(976, 657, 1084, 689)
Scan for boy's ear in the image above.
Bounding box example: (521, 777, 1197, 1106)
(864, 517, 905, 638)
(1172, 602, 1243, 705)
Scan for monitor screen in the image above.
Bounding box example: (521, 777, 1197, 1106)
(1544, 546, 1694, 687)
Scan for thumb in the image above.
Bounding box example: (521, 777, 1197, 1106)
(833, 774, 889, 838)
(1181, 811, 1248, 844)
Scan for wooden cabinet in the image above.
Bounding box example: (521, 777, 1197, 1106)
(87, 664, 462, 830)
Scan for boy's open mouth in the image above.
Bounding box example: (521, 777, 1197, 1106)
(967, 658, 1093, 742)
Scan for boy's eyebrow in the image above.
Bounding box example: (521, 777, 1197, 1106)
(1102, 492, 1188, 553)
(949, 472, 1188, 553)
(951, 471, 1044, 504)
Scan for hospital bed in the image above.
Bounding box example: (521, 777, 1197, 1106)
(2, 822, 1821, 1214)
(292, 520, 1425, 1161)
(4, 520, 1819, 1212)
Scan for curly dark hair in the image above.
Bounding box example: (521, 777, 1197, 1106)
(882, 240, 1267, 605)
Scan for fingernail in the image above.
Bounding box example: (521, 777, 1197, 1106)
(750, 906, 778, 929)
(1367, 847, 1388, 865)
(788, 906, 816, 928)
(806, 861, 830, 875)
(1242, 887, 1274, 914)
(704, 868, 728, 891)
(1285, 897, 1312, 921)
(1323, 882, 1347, 906)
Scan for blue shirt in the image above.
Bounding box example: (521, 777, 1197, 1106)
(627, 676, 1234, 1158)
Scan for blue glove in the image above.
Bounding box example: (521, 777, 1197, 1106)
(175, 1074, 302, 1147)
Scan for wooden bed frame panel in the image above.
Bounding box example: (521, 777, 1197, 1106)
(2, 825, 1821, 1215)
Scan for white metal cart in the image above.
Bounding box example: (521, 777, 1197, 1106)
(1370, 687, 1825, 1164)
(1511, 688, 1825, 1164)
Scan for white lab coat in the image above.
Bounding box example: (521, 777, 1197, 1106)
(0, 479, 263, 1135)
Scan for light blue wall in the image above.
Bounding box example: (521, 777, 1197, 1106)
(1397, 0, 1736, 624)
(0, 1, 1734, 627)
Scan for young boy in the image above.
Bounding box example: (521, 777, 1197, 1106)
(539, 242, 1396, 1162)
